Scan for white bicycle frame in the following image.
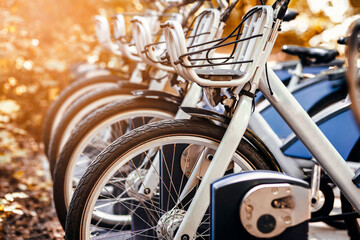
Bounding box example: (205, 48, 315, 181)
(174, 69, 360, 240)
(161, 5, 360, 240)
(250, 88, 359, 177)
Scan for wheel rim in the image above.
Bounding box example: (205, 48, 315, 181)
(58, 94, 132, 154)
(50, 82, 117, 144)
(79, 135, 255, 239)
(64, 110, 175, 209)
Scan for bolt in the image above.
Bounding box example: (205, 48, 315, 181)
(181, 234, 190, 240)
(144, 188, 151, 194)
(284, 216, 291, 224)
(257, 214, 276, 234)
(246, 224, 252, 231)
(272, 200, 280, 208)
(246, 205, 253, 213)
(272, 187, 279, 195)
(185, 171, 190, 177)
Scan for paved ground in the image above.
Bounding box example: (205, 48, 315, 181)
(309, 222, 349, 240)
(309, 190, 351, 240)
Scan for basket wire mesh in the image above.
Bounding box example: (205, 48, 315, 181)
(164, 5, 275, 87)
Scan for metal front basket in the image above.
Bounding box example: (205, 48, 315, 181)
(164, 5, 275, 87)
(131, 13, 177, 72)
(94, 15, 122, 56)
(165, 8, 221, 80)
(113, 13, 142, 62)
(131, 8, 221, 73)
(112, 10, 164, 62)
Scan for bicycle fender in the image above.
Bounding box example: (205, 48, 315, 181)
(131, 90, 183, 104)
(116, 81, 148, 90)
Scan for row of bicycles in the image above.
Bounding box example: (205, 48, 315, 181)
(42, 0, 360, 239)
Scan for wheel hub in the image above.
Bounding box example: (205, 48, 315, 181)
(125, 169, 147, 199)
(156, 209, 186, 239)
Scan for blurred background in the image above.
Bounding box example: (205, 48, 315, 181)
(0, 0, 359, 238)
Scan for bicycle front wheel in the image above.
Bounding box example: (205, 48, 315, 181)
(43, 75, 128, 156)
(48, 86, 136, 175)
(65, 119, 279, 240)
(53, 97, 178, 228)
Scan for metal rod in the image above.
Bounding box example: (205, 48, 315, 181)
(310, 162, 321, 206)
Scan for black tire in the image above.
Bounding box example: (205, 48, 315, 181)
(65, 119, 280, 239)
(42, 75, 127, 156)
(341, 193, 360, 240)
(53, 98, 179, 229)
(343, 140, 360, 239)
(47, 86, 145, 176)
(347, 20, 360, 126)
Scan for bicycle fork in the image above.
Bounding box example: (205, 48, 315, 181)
(138, 83, 203, 198)
(174, 94, 254, 240)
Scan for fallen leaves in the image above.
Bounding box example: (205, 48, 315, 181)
(0, 124, 63, 239)
(0, 0, 158, 239)
(0, 128, 28, 168)
(0, 155, 64, 239)
(0, 99, 20, 115)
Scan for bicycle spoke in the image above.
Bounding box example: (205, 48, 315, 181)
(78, 129, 255, 240)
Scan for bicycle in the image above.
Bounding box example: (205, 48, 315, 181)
(65, 1, 360, 239)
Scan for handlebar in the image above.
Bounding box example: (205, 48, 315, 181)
(338, 35, 360, 48)
(337, 37, 348, 45)
(283, 9, 298, 22)
(220, 0, 240, 23)
(273, 0, 291, 20)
